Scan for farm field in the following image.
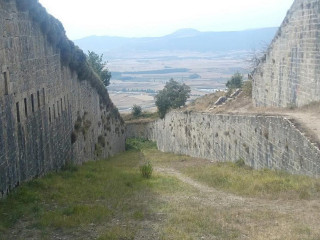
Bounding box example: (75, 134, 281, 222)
(107, 50, 250, 112)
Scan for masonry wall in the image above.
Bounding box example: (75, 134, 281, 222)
(252, 0, 320, 107)
(127, 111, 320, 177)
(0, 0, 125, 197)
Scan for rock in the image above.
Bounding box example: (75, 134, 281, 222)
(214, 96, 227, 105)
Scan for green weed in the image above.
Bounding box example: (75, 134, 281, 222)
(140, 161, 153, 179)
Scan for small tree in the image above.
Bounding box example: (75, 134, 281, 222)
(155, 89, 171, 119)
(226, 72, 243, 89)
(155, 79, 191, 118)
(132, 105, 142, 117)
(87, 51, 111, 87)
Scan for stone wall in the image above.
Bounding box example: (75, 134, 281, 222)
(127, 111, 320, 177)
(0, 0, 125, 197)
(252, 0, 320, 107)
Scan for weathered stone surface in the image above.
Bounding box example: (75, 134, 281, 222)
(214, 96, 227, 106)
(253, 0, 320, 107)
(0, 0, 125, 197)
(127, 111, 320, 177)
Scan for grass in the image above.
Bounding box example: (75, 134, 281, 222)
(1, 138, 320, 239)
(126, 137, 157, 151)
(182, 162, 320, 200)
(140, 161, 153, 179)
(121, 111, 159, 122)
(0, 149, 157, 238)
(140, 144, 320, 200)
(183, 91, 226, 111)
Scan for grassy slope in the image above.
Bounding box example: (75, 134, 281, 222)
(1, 139, 320, 239)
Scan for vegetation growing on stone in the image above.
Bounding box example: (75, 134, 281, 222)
(98, 135, 106, 148)
(86, 51, 111, 87)
(15, 0, 115, 108)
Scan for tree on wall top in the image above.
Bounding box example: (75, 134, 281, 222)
(132, 105, 142, 117)
(87, 51, 111, 87)
(155, 79, 191, 118)
(226, 72, 243, 89)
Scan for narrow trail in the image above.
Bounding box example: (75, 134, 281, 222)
(156, 167, 245, 206)
(155, 167, 320, 217)
(154, 166, 320, 239)
(285, 111, 320, 147)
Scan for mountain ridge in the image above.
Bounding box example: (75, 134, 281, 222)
(74, 27, 278, 55)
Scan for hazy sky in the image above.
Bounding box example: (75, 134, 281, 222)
(38, 0, 294, 40)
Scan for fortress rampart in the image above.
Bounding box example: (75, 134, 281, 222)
(0, 0, 125, 197)
(252, 0, 320, 107)
(127, 112, 320, 177)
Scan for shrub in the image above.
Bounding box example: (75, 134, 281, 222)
(235, 158, 246, 167)
(140, 162, 153, 179)
(126, 138, 157, 151)
(155, 79, 191, 119)
(226, 72, 243, 90)
(86, 51, 111, 87)
(132, 105, 142, 117)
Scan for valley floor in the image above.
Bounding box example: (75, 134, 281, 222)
(1, 139, 320, 240)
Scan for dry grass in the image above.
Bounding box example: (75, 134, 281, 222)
(184, 91, 226, 112)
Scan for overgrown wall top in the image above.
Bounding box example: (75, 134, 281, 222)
(252, 0, 320, 107)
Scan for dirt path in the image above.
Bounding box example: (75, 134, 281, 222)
(286, 111, 320, 144)
(156, 167, 245, 206)
(154, 166, 320, 239)
(156, 166, 315, 211)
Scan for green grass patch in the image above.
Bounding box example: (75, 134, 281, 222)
(140, 161, 153, 179)
(0, 150, 156, 237)
(126, 138, 157, 151)
(40, 205, 112, 228)
(182, 162, 320, 199)
(0, 144, 190, 239)
(98, 225, 135, 240)
(162, 205, 240, 240)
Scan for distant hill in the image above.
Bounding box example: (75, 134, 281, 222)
(74, 27, 278, 55)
